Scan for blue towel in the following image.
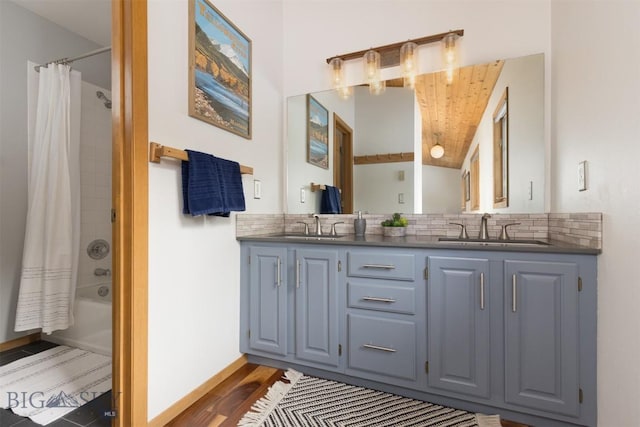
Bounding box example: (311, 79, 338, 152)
(181, 150, 245, 217)
(320, 185, 342, 214)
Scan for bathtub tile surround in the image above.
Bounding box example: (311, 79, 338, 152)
(237, 212, 602, 249)
(78, 81, 112, 291)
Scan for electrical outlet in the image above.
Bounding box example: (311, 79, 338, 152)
(528, 181, 533, 200)
(398, 193, 404, 204)
(253, 180, 262, 199)
(300, 187, 306, 203)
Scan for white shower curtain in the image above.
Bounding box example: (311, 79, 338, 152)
(15, 63, 81, 334)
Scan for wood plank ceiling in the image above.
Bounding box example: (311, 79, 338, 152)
(414, 60, 504, 168)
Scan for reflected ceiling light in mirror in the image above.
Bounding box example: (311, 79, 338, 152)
(442, 32, 458, 84)
(400, 41, 418, 89)
(329, 57, 352, 99)
(430, 133, 444, 158)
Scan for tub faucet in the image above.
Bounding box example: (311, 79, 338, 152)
(94, 268, 111, 277)
(313, 214, 323, 236)
(479, 213, 491, 240)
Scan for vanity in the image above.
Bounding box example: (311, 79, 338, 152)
(238, 234, 598, 427)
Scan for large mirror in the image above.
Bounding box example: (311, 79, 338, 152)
(286, 53, 544, 214)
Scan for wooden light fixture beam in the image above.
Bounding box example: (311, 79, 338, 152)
(326, 29, 464, 66)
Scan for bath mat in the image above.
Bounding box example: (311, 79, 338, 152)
(0, 345, 111, 425)
(239, 369, 501, 427)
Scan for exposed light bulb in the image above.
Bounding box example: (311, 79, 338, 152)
(442, 33, 458, 84)
(329, 57, 351, 99)
(400, 42, 419, 89)
(364, 50, 384, 95)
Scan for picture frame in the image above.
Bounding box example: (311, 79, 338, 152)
(307, 95, 329, 169)
(188, 0, 252, 139)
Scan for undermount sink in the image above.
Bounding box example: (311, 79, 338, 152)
(279, 234, 345, 240)
(438, 237, 550, 247)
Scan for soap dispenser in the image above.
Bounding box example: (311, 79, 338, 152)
(354, 211, 366, 236)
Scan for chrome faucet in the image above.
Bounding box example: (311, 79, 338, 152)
(479, 213, 491, 240)
(313, 214, 323, 236)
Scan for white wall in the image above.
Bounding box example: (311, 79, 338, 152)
(0, 0, 110, 343)
(460, 54, 545, 213)
(146, 0, 283, 420)
(354, 86, 415, 213)
(422, 166, 461, 213)
(551, 2, 640, 426)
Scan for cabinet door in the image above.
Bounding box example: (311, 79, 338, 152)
(504, 260, 579, 416)
(427, 257, 490, 398)
(249, 246, 287, 356)
(295, 248, 339, 367)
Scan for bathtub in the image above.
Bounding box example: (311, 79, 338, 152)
(48, 283, 112, 356)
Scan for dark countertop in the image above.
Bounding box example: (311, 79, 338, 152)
(237, 233, 601, 255)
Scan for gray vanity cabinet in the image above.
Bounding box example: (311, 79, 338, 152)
(504, 260, 580, 417)
(427, 256, 491, 399)
(247, 245, 288, 356)
(344, 249, 424, 389)
(294, 248, 340, 368)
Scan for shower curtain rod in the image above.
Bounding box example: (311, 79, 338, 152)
(34, 46, 111, 72)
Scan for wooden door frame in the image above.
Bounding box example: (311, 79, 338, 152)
(112, 0, 148, 425)
(332, 113, 353, 214)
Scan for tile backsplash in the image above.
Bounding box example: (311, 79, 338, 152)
(236, 212, 602, 249)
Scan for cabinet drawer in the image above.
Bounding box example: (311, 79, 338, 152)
(347, 251, 415, 281)
(347, 314, 416, 381)
(348, 282, 415, 314)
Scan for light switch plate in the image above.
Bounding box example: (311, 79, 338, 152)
(253, 180, 262, 199)
(578, 161, 587, 191)
(300, 187, 306, 203)
(398, 193, 404, 204)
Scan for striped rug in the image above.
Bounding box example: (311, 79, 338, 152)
(0, 345, 111, 425)
(239, 370, 501, 427)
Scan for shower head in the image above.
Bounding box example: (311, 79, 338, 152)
(96, 91, 112, 109)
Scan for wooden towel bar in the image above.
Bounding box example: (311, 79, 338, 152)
(149, 142, 254, 175)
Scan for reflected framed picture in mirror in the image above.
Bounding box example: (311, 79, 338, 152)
(307, 95, 329, 169)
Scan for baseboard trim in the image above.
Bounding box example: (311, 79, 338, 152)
(0, 332, 42, 352)
(148, 354, 248, 427)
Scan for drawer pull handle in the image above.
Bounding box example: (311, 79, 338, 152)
(362, 264, 396, 270)
(363, 343, 397, 353)
(362, 296, 396, 303)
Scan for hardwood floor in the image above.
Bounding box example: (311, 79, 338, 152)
(166, 363, 529, 427)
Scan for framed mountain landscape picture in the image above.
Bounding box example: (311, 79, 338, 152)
(189, 0, 252, 139)
(307, 95, 329, 169)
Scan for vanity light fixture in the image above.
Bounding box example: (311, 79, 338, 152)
(364, 50, 385, 95)
(400, 41, 418, 89)
(326, 29, 463, 95)
(430, 133, 445, 159)
(442, 32, 458, 84)
(329, 57, 352, 99)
